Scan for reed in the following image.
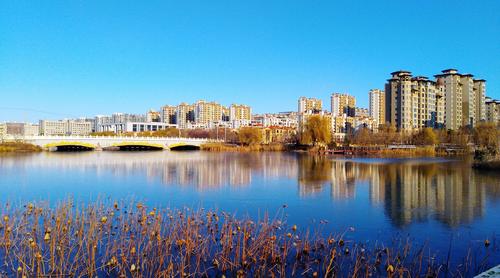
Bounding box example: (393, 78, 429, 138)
(0, 200, 495, 277)
(201, 143, 287, 152)
(378, 146, 436, 157)
(0, 142, 42, 152)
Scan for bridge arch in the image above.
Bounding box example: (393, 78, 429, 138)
(111, 142, 164, 151)
(45, 142, 96, 152)
(168, 142, 201, 151)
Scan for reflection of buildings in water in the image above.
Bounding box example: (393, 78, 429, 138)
(0, 152, 299, 191)
(296, 155, 498, 228)
(2, 153, 499, 229)
(370, 162, 487, 227)
(330, 161, 356, 199)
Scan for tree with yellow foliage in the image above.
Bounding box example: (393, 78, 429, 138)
(238, 127, 263, 145)
(301, 115, 331, 146)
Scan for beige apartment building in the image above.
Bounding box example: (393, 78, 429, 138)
(229, 104, 252, 121)
(146, 110, 161, 122)
(386, 71, 446, 131)
(434, 69, 463, 130)
(434, 69, 486, 129)
(331, 93, 356, 117)
(298, 97, 322, 114)
(176, 103, 195, 129)
(194, 100, 224, 125)
(369, 89, 385, 130)
(386, 69, 487, 131)
(473, 79, 486, 123)
(385, 71, 417, 131)
(485, 97, 500, 124)
(161, 105, 177, 124)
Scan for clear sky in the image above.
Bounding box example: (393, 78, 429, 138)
(1, 0, 499, 122)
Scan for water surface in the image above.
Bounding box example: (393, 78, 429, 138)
(1, 152, 499, 263)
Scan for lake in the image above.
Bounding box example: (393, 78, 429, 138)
(0, 151, 499, 265)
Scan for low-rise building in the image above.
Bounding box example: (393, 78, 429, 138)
(253, 112, 298, 128)
(0, 123, 6, 139)
(98, 122, 177, 133)
(5, 123, 40, 136)
(39, 120, 92, 136)
(262, 126, 297, 144)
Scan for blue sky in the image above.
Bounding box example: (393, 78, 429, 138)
(1, 0, 499, 122)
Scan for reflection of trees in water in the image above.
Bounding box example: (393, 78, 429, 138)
(2, 153, 499, 229)
(297, 155, 332, 196)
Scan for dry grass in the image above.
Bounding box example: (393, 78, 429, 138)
(201, 143, 286, 152)
(378, 146, 436, 157)
(0, 200, 495, 277)
(0, 142, 42, 153)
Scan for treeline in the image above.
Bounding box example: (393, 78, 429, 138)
(90, 127, 264, 146)
(349, 123, 498, 150)
(299, 115, 499, 153)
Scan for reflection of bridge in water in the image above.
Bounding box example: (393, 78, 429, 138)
(13, 135, 218, 151)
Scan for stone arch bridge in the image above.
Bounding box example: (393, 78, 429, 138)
(14, 135, 218, 151)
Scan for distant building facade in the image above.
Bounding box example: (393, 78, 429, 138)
(434, 69, 486, 129)
(39, 120, 91, 136)
(331, 93, 356, 117)
(298, 97, 322, 114)
(369, 89, 385, 130)
(485, 97, 500, 124)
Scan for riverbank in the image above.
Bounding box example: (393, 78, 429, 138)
(0, 142, 42, 152)
(201, 142, 289, 152)
(472, 150, 500, 170)
(201, 143, 467, 158)
(0, 200, 494, 277)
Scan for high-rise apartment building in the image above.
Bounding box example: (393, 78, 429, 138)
(194, 100, 223, 125)
(385, 71, 444, 131)
(473, 79, 486, 123)
(434, 69, 463, 130)
(229, 104, 252, 121)
(386, 69, 486, 131)
(434, 69, 486, 129)
(146, 110, 161, 122)
(161, 105, 177, 124)
(298, 97, 322, 114)
(331, 93, 356, 117)
(176, 103, 195, 129)
(369, 89, 385, 129)
(485, 97, 500, 124)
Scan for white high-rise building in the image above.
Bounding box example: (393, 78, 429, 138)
(369, 89, 385, 129)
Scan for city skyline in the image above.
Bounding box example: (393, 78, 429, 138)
(1, 1, 499, 122)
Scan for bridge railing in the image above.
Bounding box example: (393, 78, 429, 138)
(17, 135, 223, 142)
